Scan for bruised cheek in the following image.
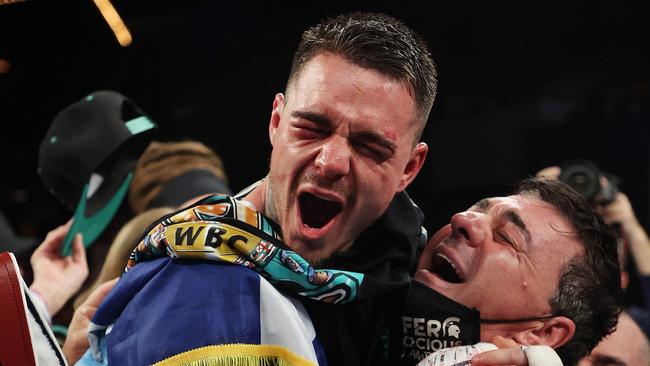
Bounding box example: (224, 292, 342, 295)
(382, 126, 398, 143)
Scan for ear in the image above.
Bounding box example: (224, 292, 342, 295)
(512, 316, 575, 349)
(621, 270, 629, 290)
(397, 142, 428, 191)
(269, 93, 285, 146)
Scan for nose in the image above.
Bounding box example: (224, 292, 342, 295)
(314, 135, 351, 180)
(450, 211, 487, 247)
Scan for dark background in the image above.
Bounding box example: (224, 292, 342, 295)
(1, 1, 649, 256)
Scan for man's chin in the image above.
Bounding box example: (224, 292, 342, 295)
(414, 269, 462, 293)
(288, 220, 354, 264)
(293, 244, 328, 265)
(304, 253, 326, 266)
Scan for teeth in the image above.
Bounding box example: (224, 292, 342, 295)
(316, 194, 337, 203)
(437, 253, 456, 270)
(436, 253, 464, 282)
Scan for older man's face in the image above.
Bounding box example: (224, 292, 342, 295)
(416, 194, 583, 328)
(266, 52, 427, 263)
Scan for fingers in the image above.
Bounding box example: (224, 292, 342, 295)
(491, 335, 519, 349)
(64, 277, 110, 366)
(535, 166, 561, 180)
(71, 233, 87, 265)
(37, 221, 73, 257)
(85, 278, 118, 308)
(472, 348, 528, 366)
(595, 192, 636, 226)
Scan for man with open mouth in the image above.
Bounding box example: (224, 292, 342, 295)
(379, 178, 623, 366)
(73, 12, 437, 366)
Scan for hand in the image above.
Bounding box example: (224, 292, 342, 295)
(535, 166, 561, 180)
(597, 191, 650, 276)
(29, 220, 89, 316)
(62, 278, 118, 365)
(471, 336, 528, 366)
(594, 192, 637, 228)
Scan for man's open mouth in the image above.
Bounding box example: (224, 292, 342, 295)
(432, 253, 465, 284)
(299, 192, 343, 229)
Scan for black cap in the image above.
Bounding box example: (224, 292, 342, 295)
(38, 90, 157, 255)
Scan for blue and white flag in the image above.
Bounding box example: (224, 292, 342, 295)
(79, 257, 327, 365)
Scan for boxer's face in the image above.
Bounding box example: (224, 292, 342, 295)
(265, 52, 427, 263)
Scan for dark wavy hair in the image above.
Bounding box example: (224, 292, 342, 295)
(516, 177, 624, 366)
(287, 12, 437, 141)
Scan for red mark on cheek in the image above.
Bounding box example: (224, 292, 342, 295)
(382, 126, 398, 143)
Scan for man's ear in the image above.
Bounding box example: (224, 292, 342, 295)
(621, 270, 630, 290)
(512, 316, 575, 349)
(397, 142, 428, 191)
(269, 93, 285, 146)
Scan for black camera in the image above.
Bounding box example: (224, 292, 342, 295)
(558, 159, 620, 205)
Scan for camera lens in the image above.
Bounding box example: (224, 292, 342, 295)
(565, 172, 592, 196)
(558, 159, 602, 203)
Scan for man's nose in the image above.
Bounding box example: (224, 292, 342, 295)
(450, 211, 487, 247)
(314, 135, 351, 180)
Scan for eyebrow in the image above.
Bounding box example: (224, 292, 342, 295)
(292, 110, 332, 126)
(590, 355, 627, 366)
(351, 131, 397, 152)
(474, 198, 532, 246)
(475, 198, 491, 210)
(291, 110, 398, 152)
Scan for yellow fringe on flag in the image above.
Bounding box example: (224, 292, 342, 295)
(153, 344, 317, 366)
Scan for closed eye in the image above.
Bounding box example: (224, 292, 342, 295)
(496, 230, 525, 255)
(496, 231, 515, 246)
(299, 126, 327, 139)
(350, 131, 395, 162)
(291, 122, 329, 140)
(352, 141, 390, 161)
(291, 111, 332, 140)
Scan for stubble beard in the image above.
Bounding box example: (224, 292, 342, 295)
(265, 174, 329, 266)
(264, 177, 280, 227)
